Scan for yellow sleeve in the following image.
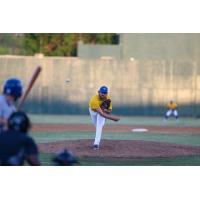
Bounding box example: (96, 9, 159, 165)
(89, 95, 113, 110)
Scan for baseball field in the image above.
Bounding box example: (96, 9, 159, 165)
(29, 114, 200, 166)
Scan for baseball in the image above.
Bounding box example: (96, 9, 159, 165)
(65, 78, 71, 83)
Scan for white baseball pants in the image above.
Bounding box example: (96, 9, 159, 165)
(89, 108, 106, 146)
(166, 109, 178, 118)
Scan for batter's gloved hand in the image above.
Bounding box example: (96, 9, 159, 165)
(101, 99, 111, 110)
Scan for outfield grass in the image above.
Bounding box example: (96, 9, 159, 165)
(29, 115, 200, 166)
(29, 114, 200, 127)
(78, 155, 200, 166)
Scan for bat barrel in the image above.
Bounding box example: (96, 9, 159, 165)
(17, 66, 42, 111)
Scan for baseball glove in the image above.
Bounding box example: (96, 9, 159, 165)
(101, 99, 111, 110)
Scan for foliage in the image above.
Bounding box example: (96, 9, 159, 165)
(79, 33, 118, 44)
(0, 33, 24, 55)
(0, 33, 119, 56)
(23, 33, 118, 56)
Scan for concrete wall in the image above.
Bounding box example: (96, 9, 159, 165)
(77, 41, 121, 59)
(77, 34, 200, 61)
(121, 33, 200, 60)
(0, 55, 199, 116)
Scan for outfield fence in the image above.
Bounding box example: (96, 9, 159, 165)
(0, 55, 200, 116)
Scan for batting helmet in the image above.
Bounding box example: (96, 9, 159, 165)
(7, 111, 31, 133)
(52, 149, 79, 166)
(3, 78, 23, 100)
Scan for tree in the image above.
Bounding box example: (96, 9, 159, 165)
(80, 33, 118, 44)
(23, 33, 118, 56)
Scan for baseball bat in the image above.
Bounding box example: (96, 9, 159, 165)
(17, 66, 42, 111)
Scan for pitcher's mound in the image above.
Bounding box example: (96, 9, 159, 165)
(39, 139, 200, 158)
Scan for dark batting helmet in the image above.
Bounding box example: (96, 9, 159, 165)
(3, 78, 23, 100)
(52, 149, 79, 166)
(7, 111, 31, 133)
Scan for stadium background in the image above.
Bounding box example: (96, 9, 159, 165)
(0, 33, 200, 116)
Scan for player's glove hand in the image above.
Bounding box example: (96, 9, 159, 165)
(101, 99, 111, 110)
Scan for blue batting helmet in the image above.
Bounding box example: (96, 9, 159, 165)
(99, 86, 108, 94)
(3, 78, 23, 100)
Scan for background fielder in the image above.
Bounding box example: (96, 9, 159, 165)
(89, 86, 119, 150)
(164, 100, 179, 120)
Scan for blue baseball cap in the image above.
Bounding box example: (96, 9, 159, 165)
(99, 86, 108, 94)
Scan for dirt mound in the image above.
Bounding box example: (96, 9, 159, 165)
(39, 139, 200, 158)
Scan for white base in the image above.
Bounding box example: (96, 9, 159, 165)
(131, 128, 148, 132)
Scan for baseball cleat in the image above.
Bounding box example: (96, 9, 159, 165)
(93, 145, 99, 150)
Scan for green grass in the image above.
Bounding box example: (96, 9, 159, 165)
(79, 156, 200, 166)
(30, 131, 94, 143)
(40, 152, 200, 166)
(29, 114, 92, 125)
(29, 114, 200, 127)
(40, 153, 54, 166)
(28, 114, 200, 166)
(31, 131, 200, 146)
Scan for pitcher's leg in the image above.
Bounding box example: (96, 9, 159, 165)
(89, 108, 97, 127)
(94, 114, 106, 148)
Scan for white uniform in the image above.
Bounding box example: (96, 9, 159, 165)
(0, 94, 16, 131)
(89, 108, 106, 146)
(89, 94, 112, 148)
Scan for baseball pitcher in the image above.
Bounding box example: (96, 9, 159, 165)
(89, 86, 120, 150)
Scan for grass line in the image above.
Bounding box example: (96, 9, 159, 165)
(40, 153, 200, 166)
(31, 131, 200, 146)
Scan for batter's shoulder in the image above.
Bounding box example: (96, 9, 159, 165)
(0, 95, 5, 105)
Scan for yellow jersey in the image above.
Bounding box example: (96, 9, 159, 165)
(89, 95, 112, 111)
(167, 102, 177, 110)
